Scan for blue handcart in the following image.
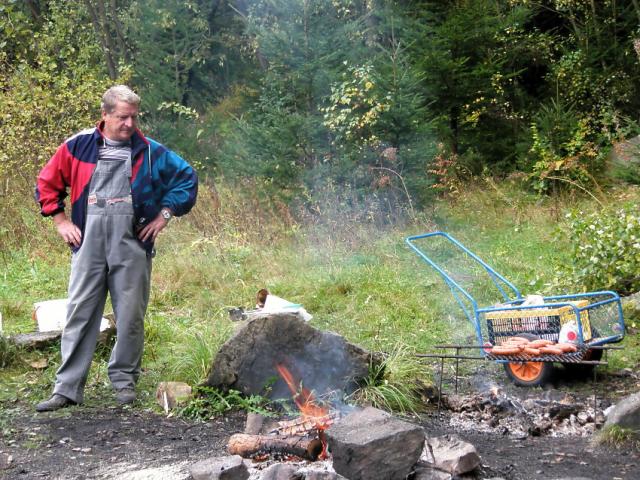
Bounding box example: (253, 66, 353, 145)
(406, 232, 625, 386)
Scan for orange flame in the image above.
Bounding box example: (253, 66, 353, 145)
(276, 363, 329, 421)
(276, 363, 331, 459)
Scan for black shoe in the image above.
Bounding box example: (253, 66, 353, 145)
(36, 394, 76, 412)
(115, 388, 136, 405)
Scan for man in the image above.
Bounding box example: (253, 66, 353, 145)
(35, 85, 198, 411)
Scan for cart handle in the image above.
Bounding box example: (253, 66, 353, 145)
(406, 232, 522, 303)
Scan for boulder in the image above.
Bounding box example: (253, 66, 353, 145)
(325, 406, 425, 480)
(423, 435, 481, 476)
(205, 312, 377, 400)
(189, 455, 249, 480)
(604, 391, 640, 430)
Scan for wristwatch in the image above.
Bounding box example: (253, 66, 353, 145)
(161, 208, 172, 222)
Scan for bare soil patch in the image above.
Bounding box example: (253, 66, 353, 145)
(0, 404, 244, 479)
(1, 369, 638, 479)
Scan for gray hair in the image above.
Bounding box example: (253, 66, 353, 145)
(101, 85, 140, 113)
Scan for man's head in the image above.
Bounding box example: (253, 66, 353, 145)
(101, 85, 140, 142)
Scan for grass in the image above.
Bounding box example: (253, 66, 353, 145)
(347, 343, 429, 415)
(1, 178, 640, 416)
(595, 424, 640, 451)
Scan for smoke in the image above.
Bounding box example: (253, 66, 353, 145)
(269, 329, 368, 406)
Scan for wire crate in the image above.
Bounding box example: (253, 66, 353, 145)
(484, 300, 591, 345)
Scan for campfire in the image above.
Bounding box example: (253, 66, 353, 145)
(211, 312, 429, 480)
(227, 362, 340, 462)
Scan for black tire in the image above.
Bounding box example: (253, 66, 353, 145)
(502, 333, 555, 387)
(562, 327, 602, 378)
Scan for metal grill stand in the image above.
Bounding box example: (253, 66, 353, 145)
(416, 345, 622, 414)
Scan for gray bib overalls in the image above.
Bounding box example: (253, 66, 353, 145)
(54, 149, 152, 403)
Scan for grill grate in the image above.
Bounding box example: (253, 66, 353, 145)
(485, 346, 592, 363)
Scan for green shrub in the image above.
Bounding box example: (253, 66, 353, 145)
(563, 205, 640, 294)
(528, 100, 605, 194)
(176, 386, 272, 421)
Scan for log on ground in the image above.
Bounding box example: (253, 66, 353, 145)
(227, 433, 323, 461)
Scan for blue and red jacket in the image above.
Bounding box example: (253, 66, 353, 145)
(36, 122, 198, 253)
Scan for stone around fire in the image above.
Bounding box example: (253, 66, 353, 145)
(189, 455, 249, 480)
(258, 463, 298, 480)
(326, 406, 425, 480)
(205, 312, 378, 400)
(423, 435, 481, 476)
(604, 390, 640, 431)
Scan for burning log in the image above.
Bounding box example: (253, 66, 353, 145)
(227, 433, 323, 461)
(269, 412, 340, 436)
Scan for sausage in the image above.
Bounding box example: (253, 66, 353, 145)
(529, 339, 555, 347)
(491, 346, 522, 355)
(539, 345, 564, 355)
(505, 336, 531, 344)
(555, 343, 578, 353)
(523, 346, 541, 356)
(501, 342, 527, 349)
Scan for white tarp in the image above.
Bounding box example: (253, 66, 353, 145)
(262, 293, 313, 322)
(33, 299, 112, 332)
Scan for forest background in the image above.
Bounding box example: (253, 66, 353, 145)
(2, 0, 640, 413)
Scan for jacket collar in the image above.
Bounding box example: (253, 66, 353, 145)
(95, 121, 149, 158)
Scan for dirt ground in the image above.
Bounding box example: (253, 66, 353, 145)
(1, 369, 638, 480)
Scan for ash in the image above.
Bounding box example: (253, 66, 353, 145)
(442, 383, 603, 439)
(246, 457, 335, 479)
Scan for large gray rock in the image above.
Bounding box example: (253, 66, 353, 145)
(424, 435, 481, 476)
(205, 312, 377, 399)
(189, 455, 249, 480)
(326, 407, 425, 480)
(604, 391, 640, 430)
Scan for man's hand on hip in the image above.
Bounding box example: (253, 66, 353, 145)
(53, 213, 82, 247)
(137, 213, 169, 243)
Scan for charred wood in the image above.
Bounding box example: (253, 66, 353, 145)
(227, 433, 323, 461)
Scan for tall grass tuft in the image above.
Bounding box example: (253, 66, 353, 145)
(348, 344, 428, 415)
(595, 424, 640, 451)
(167, 327, 224, 386)
(0, 337, 18, 368)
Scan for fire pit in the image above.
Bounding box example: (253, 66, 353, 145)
(227, 363, 338, 461)
(224, 363, 426, 480)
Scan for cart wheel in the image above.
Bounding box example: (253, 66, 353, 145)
(503, 360, 553, 387)
(502, 333, 553, 387)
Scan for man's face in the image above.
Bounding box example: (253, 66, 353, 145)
(102, 101, 139, 142)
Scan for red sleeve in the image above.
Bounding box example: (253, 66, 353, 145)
(36, 143, 73, 217)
